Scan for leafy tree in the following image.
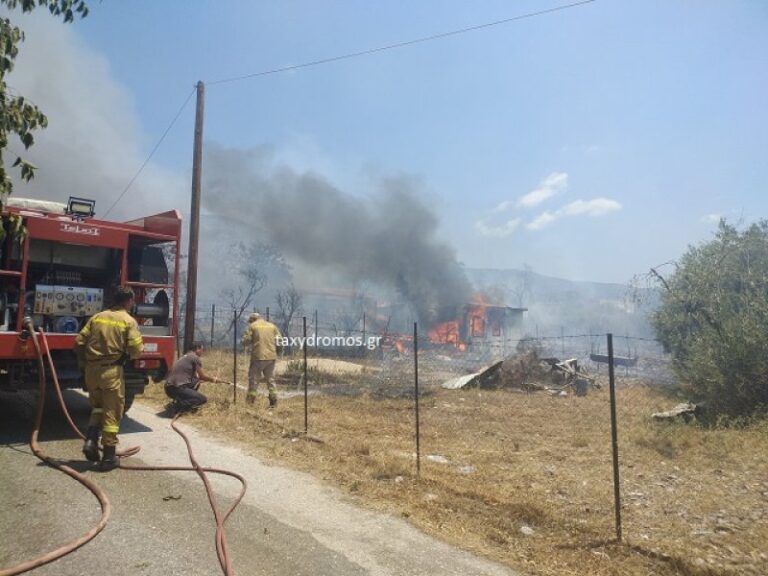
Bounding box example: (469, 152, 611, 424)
(0, 0, 88, 201)
(652, 220, 768, 418)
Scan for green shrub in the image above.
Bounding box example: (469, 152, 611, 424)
(653, 221, 768, 418)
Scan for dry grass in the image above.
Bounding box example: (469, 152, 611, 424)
(140, 351, 768, 576)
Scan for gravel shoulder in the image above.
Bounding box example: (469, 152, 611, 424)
(0, 392, 517, 576)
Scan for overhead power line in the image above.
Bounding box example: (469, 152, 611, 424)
(103, 86, 196, 217)
(107, 0, 595, 214)
(207, 0, 596, 85)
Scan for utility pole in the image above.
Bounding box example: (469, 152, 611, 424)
(183, 81, 205, 352)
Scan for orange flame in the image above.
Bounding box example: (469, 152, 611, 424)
(428, 293, 491, 350)
(428, 320, 461, 347)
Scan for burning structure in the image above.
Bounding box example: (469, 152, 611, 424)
(429, 295, 526, 351)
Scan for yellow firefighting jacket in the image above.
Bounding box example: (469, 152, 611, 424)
(74, 307, 144, 368)
(242, 319, 281, 360)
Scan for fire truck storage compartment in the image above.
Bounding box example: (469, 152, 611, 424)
(127, 237, 172, 336)
(4, 239, 122, 333)
(128, 240, 168, 285)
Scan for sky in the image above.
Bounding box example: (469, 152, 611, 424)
(5, 0, 768, 284)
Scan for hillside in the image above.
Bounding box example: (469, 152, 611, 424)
(466, 267, 655, 338)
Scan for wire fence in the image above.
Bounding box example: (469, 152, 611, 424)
(160, 316, 766, 575)
(612, 337, 767, 573)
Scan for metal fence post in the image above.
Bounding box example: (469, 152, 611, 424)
(607, 333, 622, 542)
(561, 325, 565, 355)
(210, 303, 216, 349)
(233, 310, 238, 404)
(266, 306, 270, 322)
(314, 309, 318, 356)
(303, 315, 308, 433)
(414, 321, 421, 477)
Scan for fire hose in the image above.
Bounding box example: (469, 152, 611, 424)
(0, 321, 246, 576)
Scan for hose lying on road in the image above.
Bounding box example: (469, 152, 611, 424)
(0, 322, 246, 576)
(0, 323, 111, 576)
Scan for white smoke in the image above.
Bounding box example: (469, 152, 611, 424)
(4, 11, 186, 220)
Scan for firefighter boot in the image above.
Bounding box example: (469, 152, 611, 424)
(99, 445, 119, 471)
(82, 426, 100, 462)
(268, 394, 278, 409)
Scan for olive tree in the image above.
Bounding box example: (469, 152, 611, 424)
(653, 220, 768, 418)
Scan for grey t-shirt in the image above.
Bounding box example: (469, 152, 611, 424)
(165, 352, 202, 387)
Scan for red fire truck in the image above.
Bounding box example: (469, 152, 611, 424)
(0, 197, 181, 411)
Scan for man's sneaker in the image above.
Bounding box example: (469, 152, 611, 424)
(159, 402, 179, 418)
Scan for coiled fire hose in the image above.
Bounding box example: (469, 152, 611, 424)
(0, 321, 246, 576)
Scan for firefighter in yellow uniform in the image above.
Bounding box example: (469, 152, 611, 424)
(241, 312, 281, 408)
(75, 286, 143, 470)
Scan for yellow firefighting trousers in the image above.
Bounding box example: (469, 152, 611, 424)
(248, 358, 277, 402)
(85, 364, 125, 447)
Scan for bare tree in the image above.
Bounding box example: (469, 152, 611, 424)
(626, 261, 677, 309)
(219, 242, 286, 335)
(508, 264, 534, 307)
(335, 288, 368, 336)
(274, 284, 303, 336)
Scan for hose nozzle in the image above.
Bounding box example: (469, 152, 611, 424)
(20, 316, 34, 340)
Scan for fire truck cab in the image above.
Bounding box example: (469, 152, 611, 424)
(0, 197, 181, 412)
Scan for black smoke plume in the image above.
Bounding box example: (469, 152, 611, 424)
(203, 145, 470, 326)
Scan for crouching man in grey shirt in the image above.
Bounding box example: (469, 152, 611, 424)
(164, 341, 220, 413)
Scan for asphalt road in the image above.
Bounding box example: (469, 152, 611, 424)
(0, 390, 517, 576)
